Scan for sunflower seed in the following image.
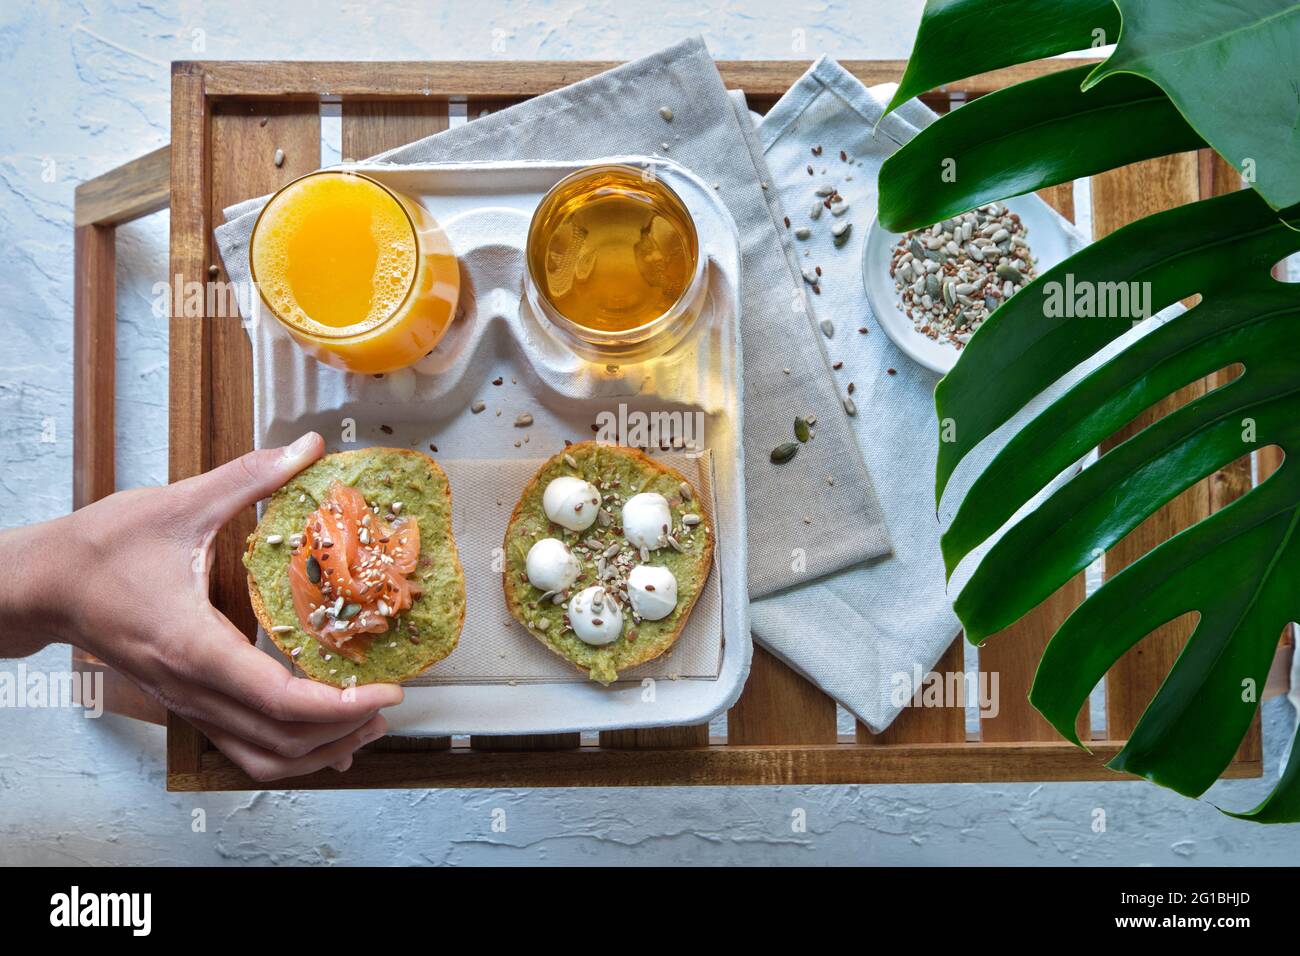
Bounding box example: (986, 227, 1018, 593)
(682, 513, 701, 526)
(843, 396, 858, 417)
(809, 201, 822, 220)
(820, 319, 835, 338)
(679, 481, 693, 501)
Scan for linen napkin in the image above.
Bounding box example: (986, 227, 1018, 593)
(750, 58, 1091, 732)
(348, 37, 891, 598)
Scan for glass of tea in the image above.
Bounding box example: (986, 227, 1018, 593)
(249, 169, 460, 375)
(525, 164, 707, 363)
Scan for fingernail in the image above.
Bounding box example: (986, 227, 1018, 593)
(280, 432, 319, 468)
(332, 756, 353, 772)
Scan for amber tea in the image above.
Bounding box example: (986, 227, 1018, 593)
(526, 165, 700, 334)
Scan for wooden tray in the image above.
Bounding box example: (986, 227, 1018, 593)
(72, 57, 1290, 792)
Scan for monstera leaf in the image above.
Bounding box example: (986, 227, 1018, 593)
(881, 0, 1300, 819)
(1085, 0, 1300, 210)
(877, 65, 1205, 234)
(886, 0, 1121, 112)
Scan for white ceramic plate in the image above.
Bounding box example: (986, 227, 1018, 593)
(861, 194, 1076, 375)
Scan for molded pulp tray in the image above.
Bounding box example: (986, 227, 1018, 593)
(241, 157, 751, 736)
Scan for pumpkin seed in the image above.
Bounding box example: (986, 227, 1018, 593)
(809, 201, 822, 220)
(338, 602, 362, 621)
(820, 318, 835, 338)
(306, 554, 321, 584)
(770, 442, 799, 464)
(843, 396, 858, 417)
(794, 417, 811, 442)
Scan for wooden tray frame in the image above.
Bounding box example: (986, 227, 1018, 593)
(69, 57, 1290, 791)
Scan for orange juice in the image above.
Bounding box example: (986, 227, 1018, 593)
(250, 170, 459, 374)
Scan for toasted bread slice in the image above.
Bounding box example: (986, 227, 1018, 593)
(502, 441, 713, 684)
(244, 447, 465, 686)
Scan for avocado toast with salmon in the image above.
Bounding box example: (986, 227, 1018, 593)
(502, 442, 713, 684)
(245, 447, 465, 686)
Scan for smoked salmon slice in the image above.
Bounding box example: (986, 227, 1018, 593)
(287, 482, 421, 662)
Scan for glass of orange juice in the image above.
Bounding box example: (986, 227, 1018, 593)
(249, 169, 460, 374)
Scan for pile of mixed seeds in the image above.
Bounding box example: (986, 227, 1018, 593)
(889, 202, 1036, 349)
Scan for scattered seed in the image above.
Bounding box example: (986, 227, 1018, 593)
(514, 412, 533, 427)
(492, 376, 503, 386)
(679, 481, 693, 501)
(809, 201, 822, 220)
(208, 264, 220, 279)
(820, 319, 834, 338)
(887, 368, 897, 376)
(270, 624, 294, 634)
(794, 226, 811, 240)
(815, 184, 834, 197)
(338, 602, 361, 621)
(801, 267, 819, 286)
(265, 534, 283, 545)
(564, 453, 578, 468)
(306, 555, 321, 584)
(843, 397, 858, 417)
(659, 106, 673, 121)
(273, 148, 285, 167)
(794, 417, 811, 443)
(471, 399, 486, 413)
(771, 442, 799, 464)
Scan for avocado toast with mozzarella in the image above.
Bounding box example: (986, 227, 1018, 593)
(502, 441, 713, 684)
(245, 447, 465, 686)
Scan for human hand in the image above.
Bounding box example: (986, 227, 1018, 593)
(0, 433, 402, 781)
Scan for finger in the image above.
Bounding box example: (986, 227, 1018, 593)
(194, 713, 387, 783)
(166, 677, 382, 760)
(177, 431, 324, 531)
(187, 616, 404, 723)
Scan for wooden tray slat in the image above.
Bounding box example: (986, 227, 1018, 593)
(1093, 151, 1210, 741)
(976, 183, 1090, 744)
(341, 99, 449, 161)
(729, 647, 838, 744)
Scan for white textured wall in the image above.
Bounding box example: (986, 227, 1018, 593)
(2, 0, 1297, 865)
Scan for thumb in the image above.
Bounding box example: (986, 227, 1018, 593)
(180, 432, 324, 531)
